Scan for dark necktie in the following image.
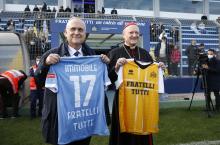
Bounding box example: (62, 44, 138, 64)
(74, 51, 80, 57)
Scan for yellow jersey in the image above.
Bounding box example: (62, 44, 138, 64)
(116, 60, 164, 135)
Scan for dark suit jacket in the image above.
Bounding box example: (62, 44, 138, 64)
(35, 42, 95, 145)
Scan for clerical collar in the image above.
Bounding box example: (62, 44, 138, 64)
(124, 44, 137, 50)
(123, 44, 140, 60)
(68, 45, 83, 57)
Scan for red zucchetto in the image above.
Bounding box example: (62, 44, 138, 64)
(124, 22, 137, 30)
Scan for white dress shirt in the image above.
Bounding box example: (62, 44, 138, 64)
(68, 45, 83, 57)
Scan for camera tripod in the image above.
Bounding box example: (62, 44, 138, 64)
(188, 66, 215, 118)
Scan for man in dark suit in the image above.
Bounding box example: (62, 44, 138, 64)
(202, 49, 220, 111)
(35, 17, 109, 145)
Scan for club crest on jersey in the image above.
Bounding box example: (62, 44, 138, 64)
(150, 72, 157, 78)
(128, 69, 134, 75)
(47, 73, 56, 78)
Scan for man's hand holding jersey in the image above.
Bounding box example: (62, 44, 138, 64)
(115, 58, 127, 72)
(45, 54, 60, 65)
(100, 54, 110, 64)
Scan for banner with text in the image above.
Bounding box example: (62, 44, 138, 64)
(51, 19, 150, 50)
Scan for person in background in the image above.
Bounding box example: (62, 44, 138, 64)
(102, 7, 105, 14)
(65, 6, 71, 12)
(111, 8, 118, 14)
(29, 56, 44, 119)
(186, 39, 198, 75)
(170, 45, 181, 76)
(202, 49, 220, 111)
(170, 26, 179, 44)
(41, 2, 47, 12)
(150, 23, 157, 42)
(52, 7, 57, 12)
(35, 17, 110, 145)
(155, 31, 171, 74)
(0, 70, 27, 119)
(6, 18, 15, 31)
(74, 5, 79, 13)
(59, 5, 65, 12)
(24, 5, 31, 12)
(157, 23, 165, 35)
(155, 30, 168, 62)
(23, 26, 37, 60)
(47, 6, 52, 12)
(33, 4, 40, 12)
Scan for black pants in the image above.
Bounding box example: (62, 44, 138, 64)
(170, 62, 178, 76)
(0, 77, 19, 117)
(30, 89, 44, 117)
(188, 60, 195, 75)
(207, 89, 220, 110)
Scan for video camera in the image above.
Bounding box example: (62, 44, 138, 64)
(197, 52, 208, 65)
(196, 43, 207, 65)
(193, 51, 208, 75)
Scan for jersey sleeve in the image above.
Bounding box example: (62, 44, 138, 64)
(158, 67, 164, 93)
(115, 66, 123, 89)
(45, 67, 58, 93)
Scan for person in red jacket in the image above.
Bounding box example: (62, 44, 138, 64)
(170, 45, 181, 76)
(29, 56, 44, 119)
(0, 69, 27, 118)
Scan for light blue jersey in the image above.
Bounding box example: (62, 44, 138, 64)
(45, 56, 110, 144)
